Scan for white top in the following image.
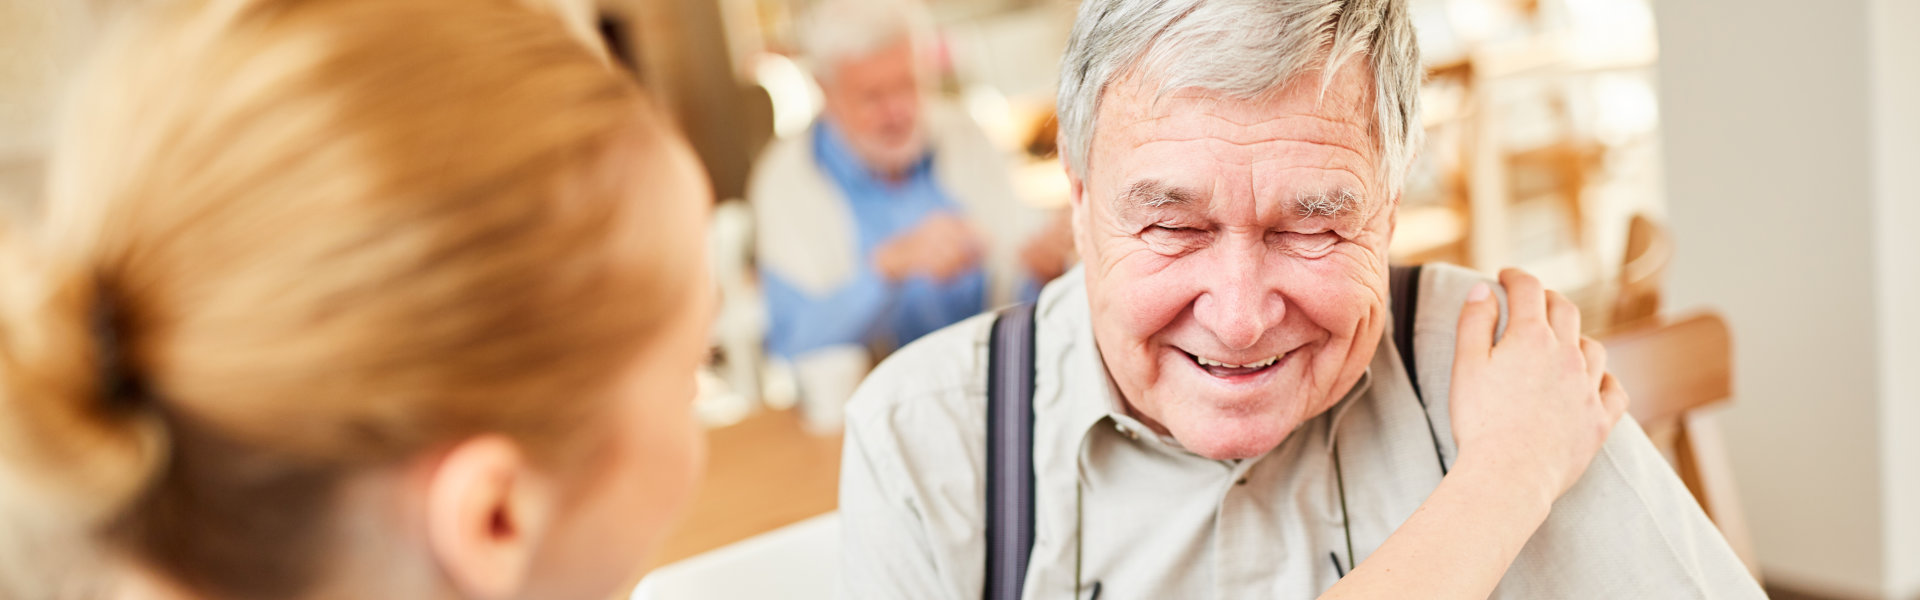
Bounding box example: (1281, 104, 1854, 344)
(838, 263, 1765, 599)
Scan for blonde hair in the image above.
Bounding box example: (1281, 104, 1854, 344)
(0, 0, 698, 596)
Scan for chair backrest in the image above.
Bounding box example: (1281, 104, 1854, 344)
(1609, 312, 1730, 425)
(1612, 213, 1673, 327)
(1599, 312, 1761, 581)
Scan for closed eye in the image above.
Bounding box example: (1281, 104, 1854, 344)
(1141, 224, 1208, 254)
(1272, 231, 1342, 256)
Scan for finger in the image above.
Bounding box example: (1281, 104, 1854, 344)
(1580, 336, 1607, 391)
(959, 217, 984, 241)
(1452, 281, 1499, 360)
(962, 234, 986, 256)
(946, 214, 981, 242)
(1499, 268, 1547, 326)
(933, 246, 964, 271)
(1599, 373, 1630, 422)
(1547, 290, 1581, 342)
(924, 214, 962, 239)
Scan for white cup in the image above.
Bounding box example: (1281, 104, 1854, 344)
(791, 345, 872, 435)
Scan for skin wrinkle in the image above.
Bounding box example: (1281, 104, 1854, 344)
(1138, 138, 1373, 172)
(1115, 115, 1373, 147)
(1084, 73, 1380, 173)
(1113, 168, 1378, 230)
(1117, 146, 1377, 227)
(1151, 99, 1371, 130)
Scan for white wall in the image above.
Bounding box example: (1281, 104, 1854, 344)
(1871, 0, 1920, 596)
(1652, 0, 1919, 597)
(0, 0, 98, 220)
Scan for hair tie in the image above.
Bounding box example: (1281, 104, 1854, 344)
(92, 280, 146, 407)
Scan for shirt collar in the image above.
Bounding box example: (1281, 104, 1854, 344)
(1045, 271, 1118, 448)
(1323, 367, 1374, 455)
(811, 118, 935, 187)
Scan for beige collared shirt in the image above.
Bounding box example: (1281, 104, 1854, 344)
(838, 264, 1763, 599)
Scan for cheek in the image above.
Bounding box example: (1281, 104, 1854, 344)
(1282, 257, 1388, 376)
(535, 380, 705, 599)
(624, 369, 705, 523)
(595, 358, 708, 562)
(1285, 259, 1382, 327)
(1088, 248, 1200, 345)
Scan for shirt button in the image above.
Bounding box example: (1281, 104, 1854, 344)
(1235, 477, 1249, 486)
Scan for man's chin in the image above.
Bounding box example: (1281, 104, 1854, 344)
(854, 135, 927, 174)
(1165, 416, 1300, 461)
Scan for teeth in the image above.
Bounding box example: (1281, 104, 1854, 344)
(1195, 355, 1280, 369)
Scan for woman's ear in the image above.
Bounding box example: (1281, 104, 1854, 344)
(423, 435, 556, 599)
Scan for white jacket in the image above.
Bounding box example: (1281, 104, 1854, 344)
(747, 103, 1040, 307)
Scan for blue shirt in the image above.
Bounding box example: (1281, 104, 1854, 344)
(761, 121, 988, 359)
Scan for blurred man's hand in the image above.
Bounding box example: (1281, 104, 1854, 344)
(873, 213, 983, 283)
(1018, 209, 1076, 284)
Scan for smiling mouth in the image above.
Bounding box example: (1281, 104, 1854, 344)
(1183, 351, 1285, 379)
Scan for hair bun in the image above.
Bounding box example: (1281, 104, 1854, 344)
(0, 253, 169, 535)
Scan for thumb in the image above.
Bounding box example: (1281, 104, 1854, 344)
(1453, 281, 1499, 361)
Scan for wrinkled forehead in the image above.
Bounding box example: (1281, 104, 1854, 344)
(1087, 63, 1386, 212)
(1094, 62, 1379, 162)
(1106, 55, 1378, 119)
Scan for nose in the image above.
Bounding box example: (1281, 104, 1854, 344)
(883, 90, 919, 131)
(1190, 241, 1284, 351)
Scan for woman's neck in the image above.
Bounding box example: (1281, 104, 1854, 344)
(110, 468, 453, 600)
(112, 567, 195, 600)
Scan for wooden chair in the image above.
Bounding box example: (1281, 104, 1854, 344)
(1610, 213, 1673, 327)
(1599, 312, 1762, 581)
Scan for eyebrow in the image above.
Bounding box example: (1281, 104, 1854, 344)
(1114, 179, 1202, 212)
(1113, 180, 1372, 225)
(1290, 189, 1363, 219)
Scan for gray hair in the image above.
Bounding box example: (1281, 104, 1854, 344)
(1055, 0, 1423, 196)
(796, 0, 932, 82)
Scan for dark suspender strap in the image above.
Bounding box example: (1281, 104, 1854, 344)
(985, 303, 1039, 600)
(1389, 264, 1424, 403)
(1389, 264, 1449, 475)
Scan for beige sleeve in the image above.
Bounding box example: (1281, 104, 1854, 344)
(838, 401, 969, 600)
(1490, 417, 1768, 598)
(836, 316, 995, 600)
(1410, 263, 1764, 598)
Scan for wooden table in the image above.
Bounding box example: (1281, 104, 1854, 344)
(648, 408, 843, 568)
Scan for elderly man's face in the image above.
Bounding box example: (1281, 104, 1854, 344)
(819, 37, 926, 176)
(1069, 62, 1395, 460)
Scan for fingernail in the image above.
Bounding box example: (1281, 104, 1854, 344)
(1467, 282, 1490, 302)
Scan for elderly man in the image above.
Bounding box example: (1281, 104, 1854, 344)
(751, 0, 1067, 423)
(838, 0, 1764, 597)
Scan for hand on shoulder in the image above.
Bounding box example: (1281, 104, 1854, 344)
(1446, 268, 1630, 506)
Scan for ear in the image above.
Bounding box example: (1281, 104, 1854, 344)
(424, 435, 556, 599)
(1385, 188, 1401, 239)
(1065, 170, 1086, 211)
(1062, 156, 1092, 258)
